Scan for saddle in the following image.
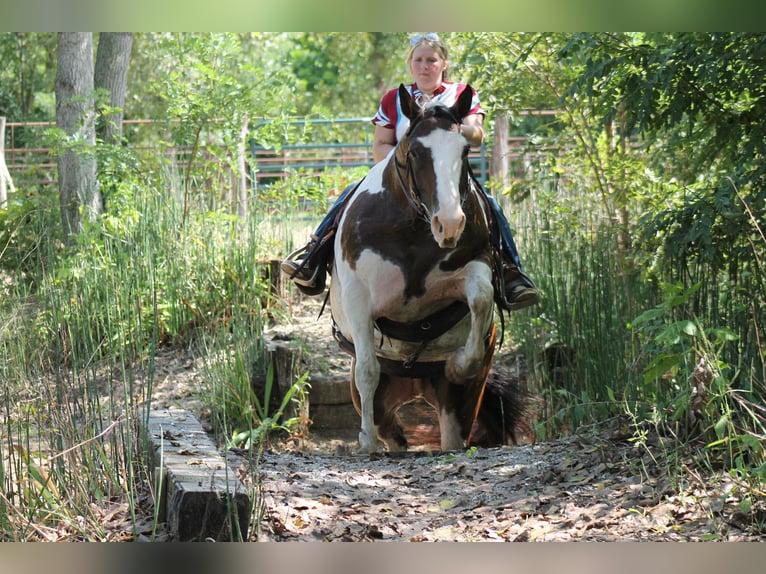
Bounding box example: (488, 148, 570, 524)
(332, 303, 495, 379)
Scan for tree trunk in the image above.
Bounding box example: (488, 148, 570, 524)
(56, 32, 102, 241)
(236, 114, 250, 220)
(94, 32, 133, 144)
(0, 116, 11, 206)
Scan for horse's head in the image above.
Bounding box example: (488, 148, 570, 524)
(395, 84, 475, 249)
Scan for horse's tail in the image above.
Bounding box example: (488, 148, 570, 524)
(469, 367, 535, 447)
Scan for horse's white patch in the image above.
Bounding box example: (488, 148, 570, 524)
(418, 130, 466, 247)
(345, 161, 387, 202)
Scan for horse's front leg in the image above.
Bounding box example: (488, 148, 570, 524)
(343, 287, 383, 453)
(445, 262, 494, 383)
(354, 336, 382, 454)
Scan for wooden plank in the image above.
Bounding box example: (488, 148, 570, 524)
(310, 403, 360, 430)
(142, 408, 251, 541)
(306, 373, 351, 405)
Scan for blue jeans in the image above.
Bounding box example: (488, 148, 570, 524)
(485, 195, 522, 270)
(313, 182, 523, 270)
(314, 182, 357, 240)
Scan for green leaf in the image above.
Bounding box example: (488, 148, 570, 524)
(642, 353, 681, 384)
(678, 320, 698, 337)
(631, 307, 666, 327)
(714, 414, 730, 439)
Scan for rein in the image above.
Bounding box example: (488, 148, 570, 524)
(393, 153, 431, 224)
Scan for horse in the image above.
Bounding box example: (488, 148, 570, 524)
(329, 84, 524, 453)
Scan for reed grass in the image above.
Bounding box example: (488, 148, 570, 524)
(0, 158, 290, 539)
(501, 163, 766, 487)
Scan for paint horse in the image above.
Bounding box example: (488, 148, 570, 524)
(330, 84, 522, 453)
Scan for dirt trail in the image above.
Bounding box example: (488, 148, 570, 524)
(244, 296, 763, 542)
(255, 434, 728, 542)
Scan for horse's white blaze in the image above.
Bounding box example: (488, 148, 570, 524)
(419, 130, 466, 248)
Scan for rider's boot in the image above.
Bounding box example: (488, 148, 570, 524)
(501, 261, 539, 311)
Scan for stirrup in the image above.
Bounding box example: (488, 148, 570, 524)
(284, 243, 311, 263)
(281, 244, 326, 296)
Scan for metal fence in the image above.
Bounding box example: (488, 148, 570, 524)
(2, 117, 524, 193)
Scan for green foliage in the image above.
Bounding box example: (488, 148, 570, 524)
(629, 282, 765, 482)
(0, 32, 57, 122)
(455, 32, 575, 116)
(286, 32, 405, 117)
(0, 187, 62, 285)
(255, 166, 368, 215)
(224, 366, 311, 451)
(561, 33, 766, 290)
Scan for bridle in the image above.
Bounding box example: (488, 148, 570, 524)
(392, 108, 467, 226)
(394, 151, 431, 224)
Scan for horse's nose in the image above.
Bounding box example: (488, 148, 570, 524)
(432, 210, 466, 248)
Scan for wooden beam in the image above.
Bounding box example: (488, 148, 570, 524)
(142, 408, 251, 541)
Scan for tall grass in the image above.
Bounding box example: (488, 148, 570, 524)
(500, 168, 648, 436)
(0, 157, 286, 539)
(501, 163, 766, 487)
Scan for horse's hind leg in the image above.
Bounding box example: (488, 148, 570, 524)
(375, 374, 412, 452)
(432, 378, 467, 451)
(437, 408, 465, 451)
(376, 411, 408, 452)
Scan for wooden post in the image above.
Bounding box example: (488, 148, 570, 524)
(491, 112, 509, 189)
(262, 340, 308, 425)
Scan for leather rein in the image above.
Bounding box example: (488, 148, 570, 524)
(393, 152, 431, 224)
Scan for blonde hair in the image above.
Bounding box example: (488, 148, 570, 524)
(406, 33, 449, 81)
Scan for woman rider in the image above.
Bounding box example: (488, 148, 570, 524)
(281, 32, 538, 311)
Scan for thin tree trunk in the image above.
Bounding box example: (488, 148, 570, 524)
(94, 32, 133, 144)
(617, 104, 631, 252)
(236, 114, 250, 220)
(56, 32, 102, 241)
(0, 116, 11, 206)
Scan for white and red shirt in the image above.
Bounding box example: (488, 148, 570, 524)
(372, 82, 485, 142)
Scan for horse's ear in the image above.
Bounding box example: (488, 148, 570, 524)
(455, 84, 474, 120)
(399, 84, 416, 120)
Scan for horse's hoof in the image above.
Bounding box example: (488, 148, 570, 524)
(357, 431, 383, 454)
(383, 440, 408, 453)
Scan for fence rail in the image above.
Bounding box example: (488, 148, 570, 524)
(2, 117, 553, 193)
